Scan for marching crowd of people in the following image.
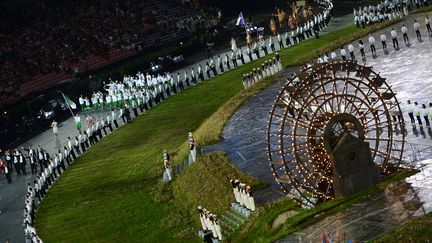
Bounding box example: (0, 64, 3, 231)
(317, 15, 431, 63)
(406, 100, 432, 127)
(245, 0, 334, 56)
(353, 0, 432, 27)
(69, 1, 336, 110)
(23, 183, 42, 243)
(267, 0, 334, 43)
(73, 61, 233, 115)
(0, 87, 204, 241)
(242, 54, 283, 89)
(77, 72, 179, 115)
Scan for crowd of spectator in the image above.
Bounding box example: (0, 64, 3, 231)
(0, 0, 219, 108)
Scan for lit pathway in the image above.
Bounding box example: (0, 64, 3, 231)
(279, 158, 432, 242)
(204, 11, 432, 242)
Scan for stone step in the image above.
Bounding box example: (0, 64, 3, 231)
(219, 219, 236, 233)
(231, 202, 252, 218)
(223, 211, 244, 225)
(220, 214, 242, 228)
(226, 209, 247, 223)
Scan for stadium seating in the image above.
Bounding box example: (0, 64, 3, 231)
(0, 0, 216, 108)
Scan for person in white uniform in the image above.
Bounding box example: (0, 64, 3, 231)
(414, 101, 423, 125)
(368, 34, 376, 56)
(213, 215, 222, 241)
(198, 206, 207, 230)
(163, 159, 172, 182)
(51, 120, 58, 137)
(348, 44, 355, 60)
(380, 33, 388, 52)
(188, 132, 196, 164)
(230, 37, 237, 52)
(401, 24, 409, 44)
(390, 28, 399, 49)
(425, 15, 431, 35)
(74, 114, 81, 132)
(239, 183, 248, 208)
(230, 179, 241, 203)
(340, 47, 347, 61)
(413, 19, 421, 39)
(407, 100, 415, 124)
(246, 186, 256, 211)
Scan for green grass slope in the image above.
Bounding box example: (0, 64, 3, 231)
(172, 152, 265, 235)
(372, 212, 432, 242)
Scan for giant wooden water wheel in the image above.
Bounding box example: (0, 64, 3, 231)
(266, 60, 406, 205)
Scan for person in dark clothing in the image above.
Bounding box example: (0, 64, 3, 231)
(124, 106, 132, 123)
(4, 150, 13, 174)
(203, 230, 213, 243)
(4, 165, 12, 184)
(1, 159, 12, 184)
(13, 150, 21, 176)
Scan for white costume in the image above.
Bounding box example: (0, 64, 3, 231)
(247, 187, 256, 211)
(230, 38, 238, 52)
(214, 217, 222, 240)
(239, 183, 248, 207)
(188, 132, 197, 163)
(51, 121, 58, 135)
(232, 180, 241, 203)
(164, 159, 172, 181)
(198, 207, 207, 230)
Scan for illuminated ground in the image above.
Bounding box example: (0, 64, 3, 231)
(205, 11, 432, 241)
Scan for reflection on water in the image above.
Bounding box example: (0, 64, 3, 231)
(279, 159, 432, 242)
(405, 159, 432, 215)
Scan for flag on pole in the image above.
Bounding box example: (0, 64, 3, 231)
(62, 93, 77, 109)
(236, 12, 245, 26)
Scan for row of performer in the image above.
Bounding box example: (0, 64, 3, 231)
(406, 100, 432, 127)
(353, 0, 431, 27)
(74, 34, 287, 115)
(230, 179, 256, 212)
(242, 54, 283, 89)
(1, 142, 81, 183)
(197, 180, 256, 241)
(6, 105, 136, 242)
(23, 183, 42, 242)
(72, 0, 335, 115)
(198, 207, 223, 242)
(20, 143, 81, 242)
(316, 17, 431, 63)
(21, 117, 121, 242)
(14, 79, 211, 241)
